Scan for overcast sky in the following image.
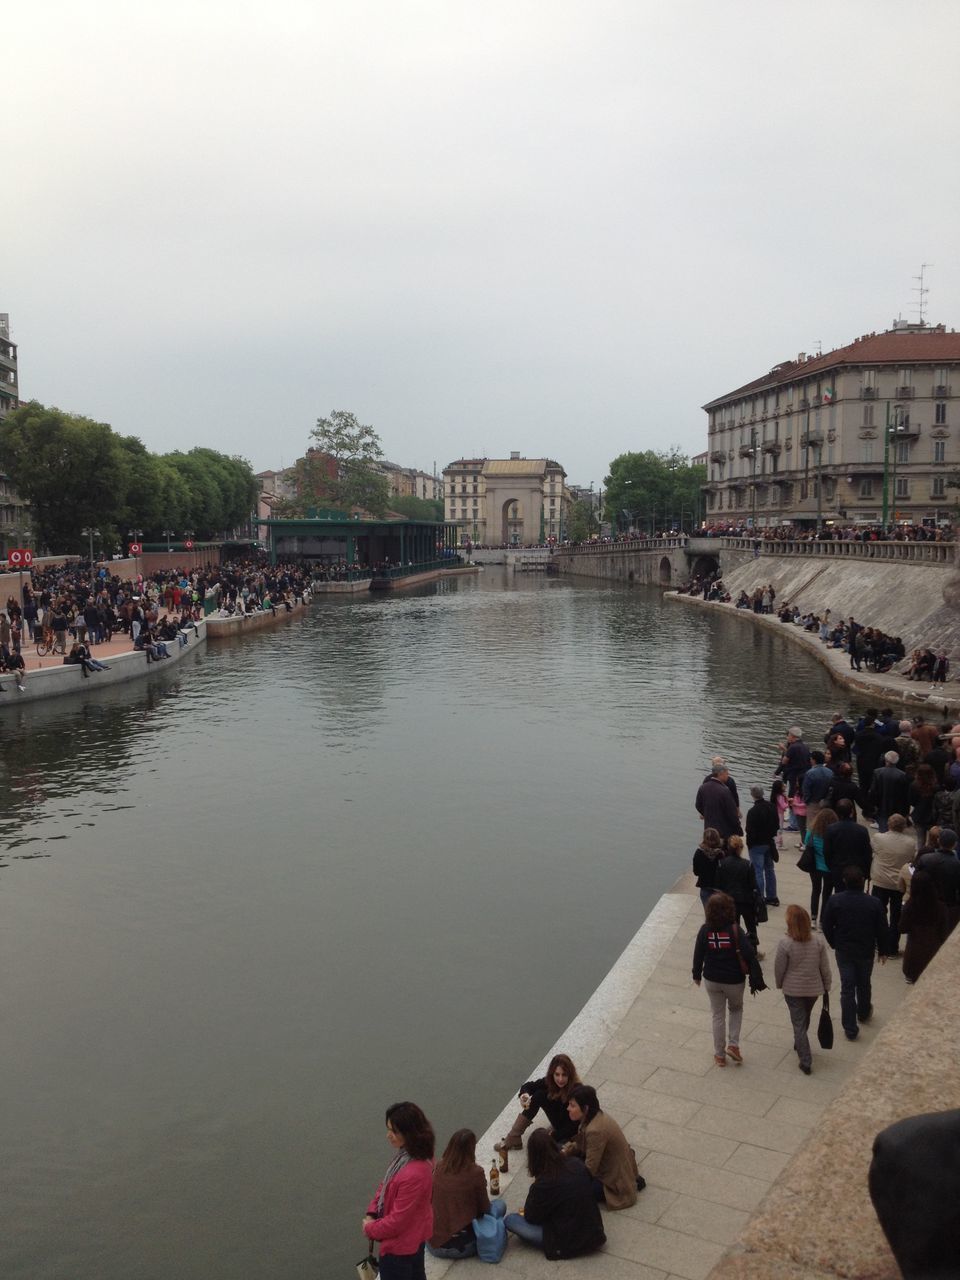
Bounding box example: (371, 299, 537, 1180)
(5, 1, 959, 487)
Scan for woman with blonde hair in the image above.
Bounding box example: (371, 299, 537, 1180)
(774, 905, 832, 1075)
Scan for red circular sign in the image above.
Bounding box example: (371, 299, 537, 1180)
(8, 548, 32, 567)
(129, 542, 142, 555)
(184, 539, 194, 549)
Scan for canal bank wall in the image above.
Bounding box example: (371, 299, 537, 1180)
(710, 548, 960, 658)
(430, 862, 960, 1279)
(666, 590, 960, 716)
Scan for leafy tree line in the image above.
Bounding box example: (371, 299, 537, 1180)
(0, 401, 259, 554)
(603, 449, 706, 534)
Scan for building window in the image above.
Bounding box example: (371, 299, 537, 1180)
(859, 479, 874, 498)
(935, 440, 946, 464)
(861, 443, 874, 463)
(895, 477, 909, 498)
(800, 480, 808, 500)
(896, 441, 910, 464)
(933, 477, 946, 497)
(898, 368, 912, 388)
(936, 402, 947, 424)
(863, 404, 874, 427)
(863, 369, 876, 388)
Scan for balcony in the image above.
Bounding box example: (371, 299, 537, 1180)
(709, 449, 726, 463)
(861, 386, 877, 399)
(896, 386, 915, 399)
(761, 440, 782, 455)
(843, 461, 883, 476)
(891, 422, 920, 441)
(738, 443, 757, 459)
(934, 384, 951, 397)
(799, 432, 824, 449)
(799, 397, 810, 409)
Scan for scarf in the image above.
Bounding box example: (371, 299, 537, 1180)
(376, 1150, 411, 1216)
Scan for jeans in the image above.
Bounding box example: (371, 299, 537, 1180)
(505, 1213, 543, 1246)
(704, 979, 744, 1055)
(784, 994, 818, 1068)
(748, 845, 778, 900)
(699, 887, 716, 908)
(378, 1244, 426, 1280)
(837, 954, 874, 1037)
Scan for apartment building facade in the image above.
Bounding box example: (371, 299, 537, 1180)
(702, 321, 960, 527)
(0, 314, 30, 553)
(443, 453, 570, 545)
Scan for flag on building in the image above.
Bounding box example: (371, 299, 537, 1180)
(822, 385, 834, 403)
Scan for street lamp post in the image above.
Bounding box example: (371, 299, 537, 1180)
(162, 527, 176, 553)
(81, 526, 100, 567)
(882, 403, 892, 529)
(127, 528, 144, 579)
(750, 427, 759, 530)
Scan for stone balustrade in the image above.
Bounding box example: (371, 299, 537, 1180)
(717, 536, 956, 564)
(559, 536, 689, 556)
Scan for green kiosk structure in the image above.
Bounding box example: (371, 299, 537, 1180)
(258, 511, 461, 583)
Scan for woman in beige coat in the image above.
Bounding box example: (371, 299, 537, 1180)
(563, 1085, 642, 1209)
(774, 905, 832, 1075)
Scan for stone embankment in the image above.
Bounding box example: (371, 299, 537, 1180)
(666, 591, 960, 715)
(427, 854, 958, 1279)
(698, 542, 960, 659)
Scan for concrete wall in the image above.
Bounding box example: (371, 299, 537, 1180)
(553, 544, 687, 586)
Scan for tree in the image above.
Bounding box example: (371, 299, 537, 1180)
(0, 402, 130, 552)
(389, 495, 444, 522)
(313, 409, 389, 516)
(604, 449, 706, 534)
(566, 498, 598, 543)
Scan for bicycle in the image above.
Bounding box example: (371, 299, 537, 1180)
(35, 626, 55, 657)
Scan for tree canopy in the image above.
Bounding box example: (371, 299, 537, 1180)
(604, 449, 706, 533)
(276, 409, 390, 517)
(0, 401, 258, 553)
(566, 498, 599, 543)
(388, 495, 443, 523)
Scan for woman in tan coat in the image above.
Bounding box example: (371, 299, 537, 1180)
(774, 905, 832, 1075)
(563, 1085, 642, 1209)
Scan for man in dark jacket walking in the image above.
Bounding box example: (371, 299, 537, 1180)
(869, 751, 910, 833)
(822, 866, 889, 1040)
(695, 765, 742, 843)
(916, 827, 960, 932)
(824, 798, 873, 887)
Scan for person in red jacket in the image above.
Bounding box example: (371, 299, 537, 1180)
(363, 1101, 435, 1279)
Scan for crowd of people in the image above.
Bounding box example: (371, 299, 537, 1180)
(693, 712, 959, 1069)
(697, 521, 954, 543)
(360, 1053, 645, 1275)
(676, 568, 949, 685)
(0, 557, 317, 690)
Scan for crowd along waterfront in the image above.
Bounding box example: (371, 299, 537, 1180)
(0, 568, 874, 1278)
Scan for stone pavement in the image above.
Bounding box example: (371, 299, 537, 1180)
(428, 855, 911, 1280)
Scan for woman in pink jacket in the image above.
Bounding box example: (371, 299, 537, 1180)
(362, 1101, 435, 1280)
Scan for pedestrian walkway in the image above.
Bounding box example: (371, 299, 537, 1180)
(14, 629, 136, 675)
(429, 856, 911, 1280)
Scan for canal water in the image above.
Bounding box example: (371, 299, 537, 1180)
(0, 569, 866, 1278)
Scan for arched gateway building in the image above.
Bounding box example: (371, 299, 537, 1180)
(443, 453, 570, 546)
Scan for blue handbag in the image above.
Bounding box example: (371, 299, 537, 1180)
(472, 1200, 507, 1263)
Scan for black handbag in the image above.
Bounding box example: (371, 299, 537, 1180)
(753, 889, 769, 925)
(817, 992, 834, 1050)
(797, 842, 816, 873)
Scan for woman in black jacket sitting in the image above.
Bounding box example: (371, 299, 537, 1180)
(494, 1053, 580, 1155)
(504, 1129, 605, 1261)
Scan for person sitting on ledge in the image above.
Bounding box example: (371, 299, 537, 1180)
(494, 1053, 581, 1155)
(562, 1085, 643, 1208)
(503, 1130, 606, 1261)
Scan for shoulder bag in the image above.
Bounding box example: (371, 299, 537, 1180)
(733, 924, 768, 996)
(797, 840, 816, 874)
(473, 1207, 508, 1263)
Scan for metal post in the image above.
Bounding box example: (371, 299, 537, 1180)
(816, 444, 823, 535)
(882, 402, 891, 529)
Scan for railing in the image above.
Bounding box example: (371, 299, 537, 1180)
(373, 557, 463, 579)
(716, 536, 956, 564)
(555, 537, 689, 556)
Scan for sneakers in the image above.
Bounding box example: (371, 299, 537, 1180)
(765, 897, 780, 907)
(714, 1054, 727, 1068)
(725, 1044, 743, 1064)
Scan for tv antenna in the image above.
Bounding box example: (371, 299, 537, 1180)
(913, 262, 931, 325)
